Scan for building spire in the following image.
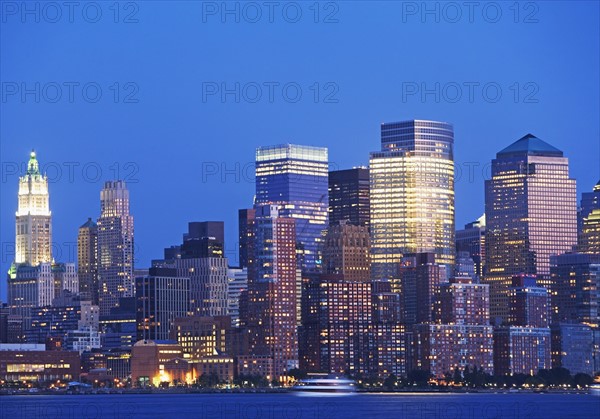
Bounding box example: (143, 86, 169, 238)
(27, 149, 40, 176)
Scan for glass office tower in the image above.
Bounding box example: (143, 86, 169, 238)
(255, 144, 329, 273)
(370, 120, 455, 280)
(484, 134, 577, 323)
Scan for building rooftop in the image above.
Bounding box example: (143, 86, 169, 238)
(497, 134, 563, 158)
(80, 217, 97, 229)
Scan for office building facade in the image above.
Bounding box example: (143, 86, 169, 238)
(484, 134, 577, 323)
(370, 120, 455, 280)
(255, 144, 329, 273)
(136, 267, 190, 341)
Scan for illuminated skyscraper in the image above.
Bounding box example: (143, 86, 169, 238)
(484, 134, 577, 323)
(15, 150, 52, 266)
(370, 120, 455, 280)
(580, 208, 600, 255)
(245, 205, 298, 381)
(578, 180, 600, 243)
(78, 218, 98, 303)
(8, 151, 52, 318)
(8, 152, 78, 319)
(578, 181, 600, 254)
(97, 181, 134, 316)
(255, 144, 328, 273)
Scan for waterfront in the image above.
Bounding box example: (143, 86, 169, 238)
(0, 392, 598, 419)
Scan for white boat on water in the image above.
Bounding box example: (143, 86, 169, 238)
(590, 375, 600, 396)
(292, 375, 356, 397)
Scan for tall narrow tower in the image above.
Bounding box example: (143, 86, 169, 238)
(8, 151, 54, 319)
(15, 150, 52, 266)
(97, 180, 134, 316)
(78, 218, 98, 303)
(245, 205, 298, 380)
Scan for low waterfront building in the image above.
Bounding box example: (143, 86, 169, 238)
(0, 347, 80, 383)
(130, 339, 185, 387)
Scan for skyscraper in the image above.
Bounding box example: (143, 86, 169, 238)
(484, 134, 577, 323)
(579, 208, 600, 255)
(15, 150, 52, 266)
(97, 181, 134, 316)
(255, 144, 329, 273)
(578, 180, 600, 242)
(238, 208, 255, 269)
(226, 267, 248, 328)
(370, 120, 455, 280)
(550, 253, 600, 327)
(245, 205, 298, 381)
(78, 218, 98, 303)
(456, 215, 486, 278)
(173, 222, 229, 317)
(8, 151, 55, 320)
(135, 267, 190, 341)
(328, 167, 370, 227)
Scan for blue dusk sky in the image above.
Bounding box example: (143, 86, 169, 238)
(1, 1, 599, 300)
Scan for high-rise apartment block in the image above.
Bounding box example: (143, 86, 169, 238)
(245, 205, 298, 381)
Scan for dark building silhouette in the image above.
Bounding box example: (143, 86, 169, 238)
(328, 167, 370, 227)
(238, 208, 255, 269)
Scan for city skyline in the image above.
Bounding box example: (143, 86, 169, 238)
(2, 2, 599, 301)
(2, 2, 600, 413)
(1, 131, 598, 300)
